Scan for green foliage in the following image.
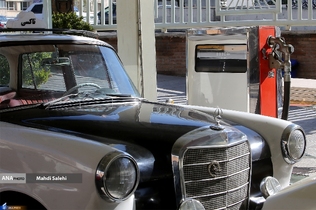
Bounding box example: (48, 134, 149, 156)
(0, 55, 10, 85)
(21, 53, 51, 88)
(52, 12, 94, 31)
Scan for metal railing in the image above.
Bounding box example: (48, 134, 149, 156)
(78, 0, 316, 31)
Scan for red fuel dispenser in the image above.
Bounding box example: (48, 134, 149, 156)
(259, 26, 294, 119)
(186, 26, 293, 119)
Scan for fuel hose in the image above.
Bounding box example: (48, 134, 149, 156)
(281, 81, 291, 120)
(266, 36, 293, 121)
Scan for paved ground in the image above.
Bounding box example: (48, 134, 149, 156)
(156, 74, 316, 182)
(290, 78, 316, 105)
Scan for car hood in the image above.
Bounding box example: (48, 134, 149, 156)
(0, 99, 269, 182)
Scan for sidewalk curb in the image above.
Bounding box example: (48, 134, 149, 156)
(290, 87, 316, 105)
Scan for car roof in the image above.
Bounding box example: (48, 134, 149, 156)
(0, 31, 113, 48)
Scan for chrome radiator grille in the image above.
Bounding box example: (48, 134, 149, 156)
(182, 141, 251, 210)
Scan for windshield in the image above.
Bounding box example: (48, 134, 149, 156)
(0, 44, 140, 109)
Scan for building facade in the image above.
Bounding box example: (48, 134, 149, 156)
(0, 0, 35, 17)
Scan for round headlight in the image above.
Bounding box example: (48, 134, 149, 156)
(96, 152, 139, 202)
(281, 125, 306, 164)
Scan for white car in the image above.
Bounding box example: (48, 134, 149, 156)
(0, 15, 7, 28)
(0, 16, 308, 210)
(25, 2, 93, 24)
(24, 2, 44, 20)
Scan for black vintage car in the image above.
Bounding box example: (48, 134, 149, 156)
(0, 26, 306, 210)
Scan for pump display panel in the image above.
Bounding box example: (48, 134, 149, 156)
(195, 44, 247, 73)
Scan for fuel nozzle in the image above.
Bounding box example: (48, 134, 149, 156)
(267, 36, 294, 82)
(267, 36, 294, 120)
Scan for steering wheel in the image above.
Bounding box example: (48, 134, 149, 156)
(63, 83, 101, 96)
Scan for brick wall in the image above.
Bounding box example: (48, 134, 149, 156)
(99, 31, 316, 79)
(155, 33, 187, 76)
(282, 32, 316, 79)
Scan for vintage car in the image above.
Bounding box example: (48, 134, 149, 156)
(0, 17, 307, 210)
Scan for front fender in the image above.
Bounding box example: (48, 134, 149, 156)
(0, 122, 134, 210)
(262, 174, 316, 210)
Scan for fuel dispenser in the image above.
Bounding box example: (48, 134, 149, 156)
(186, 26, 294, 120)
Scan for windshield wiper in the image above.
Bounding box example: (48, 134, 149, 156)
(44, 92, 134, 109)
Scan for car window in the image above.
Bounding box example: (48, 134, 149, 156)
(0, 43, 139, 109)
(20, 49, 112, 92)
(21, 52, 66, 91)
(31, 5, 43, 14)
(0, 54, 10, 86)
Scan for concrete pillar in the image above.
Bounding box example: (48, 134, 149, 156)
(43, 0, 52, 29)
(116, 0, 157, 101)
